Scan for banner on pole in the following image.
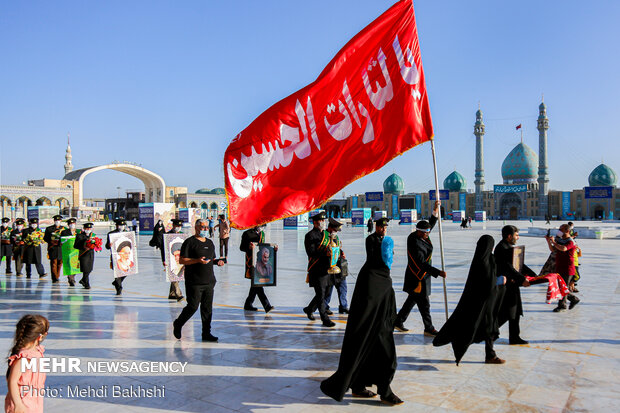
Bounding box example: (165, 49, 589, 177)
(224, 0, 433, 228)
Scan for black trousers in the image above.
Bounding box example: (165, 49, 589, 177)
(219, 238, 229, 257)
(176, 283, 215, 336)
(307, 284, 331, 320)
(485, 337, 496, 359)
(113, 276, 126, 287)
(558, 274, 578, 308)
(25, 262, 45, 277)
(245, 286, 271, 309)
(80, 271, 91, 285)
(396, 292, 434, 331)
(1, 246, 12, 272)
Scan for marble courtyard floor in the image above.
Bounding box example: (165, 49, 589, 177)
(0, 221, 618, 412)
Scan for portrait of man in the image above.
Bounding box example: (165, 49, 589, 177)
(163, 233, 190, 282)
(252, 244, 277, 287)
(109, 232, 138, 277)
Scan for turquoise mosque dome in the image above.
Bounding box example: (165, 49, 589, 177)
(588, 164, 617, 187)
(195, 188, 226, 195)
(443, 171, 467, 192)
(383, 173, 404, 195)
(501, 142, 539, 184)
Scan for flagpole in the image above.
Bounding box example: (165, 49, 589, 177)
(430, 138, 449, 320)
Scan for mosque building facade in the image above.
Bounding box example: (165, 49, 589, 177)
(337, 102, 619, 221)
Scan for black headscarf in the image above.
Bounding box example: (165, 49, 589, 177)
(433, 235, 499, 364)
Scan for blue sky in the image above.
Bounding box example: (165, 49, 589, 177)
(1, 0, 618, 198)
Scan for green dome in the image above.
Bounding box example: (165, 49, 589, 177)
(588, 164, 617, 187)
(383, 173, 404, 195)
(443, 171, 466, 192)
(195, 187, 226, 195)
(501, 142, 538, 184)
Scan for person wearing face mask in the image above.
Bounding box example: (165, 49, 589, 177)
(22, 218, 47, 279)
(172, 219, 225, 342)
(321, 217, 404, 406)
(43, 215, 65, 283)
(60, 218, 79, 285)
(73, 222, 95, 289)
(10, 218, 26, 276)
(1, 217, 14, 275)
(394, 201, 446, 336)
(240, 224, 274, 313)
(165, 219, 184, 301)
(494, 225, 533, 345)
(303, 212, 335, 327)
(106, 218, 129, 295)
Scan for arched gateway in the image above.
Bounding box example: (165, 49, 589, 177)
(63, 162, 166, 208)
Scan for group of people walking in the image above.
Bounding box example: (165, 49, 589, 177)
(1, 216, 96, 289)
(2, 208, 586, 408)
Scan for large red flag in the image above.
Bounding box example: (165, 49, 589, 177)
(224, 0, 433, 229)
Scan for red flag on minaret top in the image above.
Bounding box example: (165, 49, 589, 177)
(515, 124, 522, 130)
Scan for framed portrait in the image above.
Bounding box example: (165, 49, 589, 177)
(109, 231, 138, 278)
(163, 233, 189, 282)
(511, 245, 525, 273)
(251, 243, 277, 287)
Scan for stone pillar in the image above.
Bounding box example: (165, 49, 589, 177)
(474, 108, 485, 211)
(537, 102, 549, 218)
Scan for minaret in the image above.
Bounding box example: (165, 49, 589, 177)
(64, 133, 73, 175)
(474, 106, 485, 211)
(537, 100, 549, 218)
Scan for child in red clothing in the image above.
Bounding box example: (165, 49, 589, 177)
(5, 314, 49, 413)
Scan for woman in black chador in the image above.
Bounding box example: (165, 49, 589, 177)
(320, 218, 403, 406)
(432, 235, 506, 365)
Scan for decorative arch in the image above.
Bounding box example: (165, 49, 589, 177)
(63, 163, 166, 208)
(189, 202, 198, 208)
(200, 202, 208, 209)
(210, 202, 218, 210)
(36, 197, 52, 206)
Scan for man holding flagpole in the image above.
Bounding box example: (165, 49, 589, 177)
(221, 0, 442, 405)
(394, 200, 446, 335)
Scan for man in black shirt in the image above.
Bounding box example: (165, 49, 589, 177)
(394, 201, 446, 336)
(173, 219, 224, 342)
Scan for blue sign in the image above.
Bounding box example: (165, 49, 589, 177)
(392, 195, 399, 219)
(138, 203, 154, 234)
(584, 186, 613, 199)
(459, 192, 467, 211)
(452, 210, 464, 223)
(493, 184, 527, 193)
(400, 209, 416, 224)
(561, 192, 571, 219)
(415, 194, 422, 213)
(351, 197, 358, 208)
(429, 190, 449, 200)
(351, 208, 371, 226)
(474, 210, 486, 222)
(365, 192, 383, 202)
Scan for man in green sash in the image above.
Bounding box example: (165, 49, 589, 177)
(303, 212, 335, 327)
(44, 215, 65, 283)
(61, 218, 80, 285)
(1, 218, 13, 274)
(324, 218, 348, 314)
